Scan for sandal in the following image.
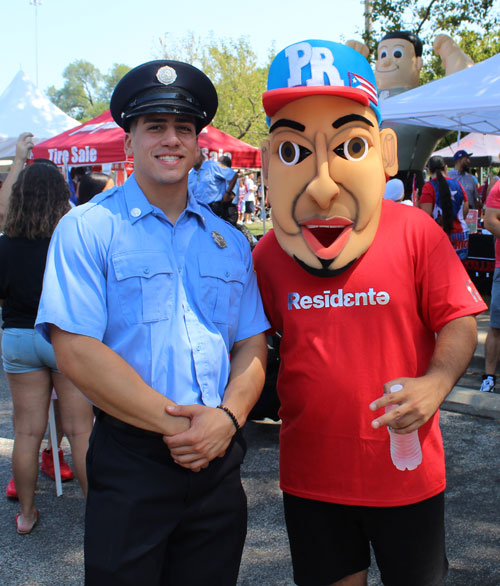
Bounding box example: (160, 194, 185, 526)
(15, 509, 39, 535)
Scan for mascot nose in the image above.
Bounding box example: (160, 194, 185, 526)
(306, 134, 339, 209)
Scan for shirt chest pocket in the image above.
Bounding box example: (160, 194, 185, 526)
(198, 252, 245, 325)
(112, 251, 175, 324)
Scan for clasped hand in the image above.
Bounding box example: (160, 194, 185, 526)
(163, 404, 236, 472)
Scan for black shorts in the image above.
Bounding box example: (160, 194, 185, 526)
(283, 491, 448, 586)
(245, 201, 255, 213)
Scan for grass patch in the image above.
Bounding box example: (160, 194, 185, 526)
(245, 220, 273, 238)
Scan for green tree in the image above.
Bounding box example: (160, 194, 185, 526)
(47, 60, 104, 121)
(200, 37, 270, 147)
(100, 64, 132, 104)
(158, 33, 273, 147)
(47, 61, 131, 122)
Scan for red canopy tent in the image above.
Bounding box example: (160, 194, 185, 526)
(32, 109, 261, 168)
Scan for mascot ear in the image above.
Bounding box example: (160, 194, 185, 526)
(380, 128, 398, 177)
(261, 139, 270, 181)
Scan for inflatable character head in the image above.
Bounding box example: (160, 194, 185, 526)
(261, 40, 398, 277)
(375, 31, 423, 91)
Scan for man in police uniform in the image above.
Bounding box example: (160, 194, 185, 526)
(36, 60, 269, 586)
(189, 151, 238, 224)
(189, 153, 237, 206)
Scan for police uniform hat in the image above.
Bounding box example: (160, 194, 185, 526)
(110, 60, 218, 133)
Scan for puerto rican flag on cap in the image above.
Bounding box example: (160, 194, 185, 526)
(349, 73, 378, 105)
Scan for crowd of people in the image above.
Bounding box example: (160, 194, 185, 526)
(0, 32, 497, 586)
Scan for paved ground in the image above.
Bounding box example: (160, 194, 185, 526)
(0, 312, 499, 585)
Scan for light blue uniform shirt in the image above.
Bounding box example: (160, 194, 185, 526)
(36, 174, 269, 407)
(189, 160, 236, 205)
(187, 166, 203, 198)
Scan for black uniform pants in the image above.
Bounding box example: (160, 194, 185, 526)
(84, 413, 248, 586)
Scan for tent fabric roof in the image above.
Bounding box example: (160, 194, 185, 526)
(433, 132, 500, 166)
(32, 110, 130, 166)
(0, 71, 79, 158)
(380, 53, 500, 135)
(32, 110, 261, 168)
(198, 124, 261, 168)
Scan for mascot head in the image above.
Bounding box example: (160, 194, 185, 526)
(375, 31, 423, 91)
(262, 39, 398, 277)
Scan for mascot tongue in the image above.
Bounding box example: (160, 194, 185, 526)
(301, 219, 353, 260)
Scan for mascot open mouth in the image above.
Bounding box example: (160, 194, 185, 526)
(301, 218, 353, 260)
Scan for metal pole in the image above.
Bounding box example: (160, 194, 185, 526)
(30, 0, 42, 87)
(260, 174, 266, 235)
(364, 0, 372, 37)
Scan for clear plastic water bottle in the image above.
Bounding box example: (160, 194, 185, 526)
(386, 384, 422, 471)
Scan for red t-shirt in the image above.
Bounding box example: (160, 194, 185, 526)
(485, 180, 500, 268)
(253, 201, 486, 507)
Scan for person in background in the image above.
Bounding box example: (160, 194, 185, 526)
(69, 166, 90, 199)
(77, 171, 114, 205)
(191, 153, 237, 207)
(384, 178, 405, 203)
(243, 172, 257, 224)
(187, 146, 205, 198)
(420, 155, 469, 259)
(2, 133, 77, 500)
(218, 155, 239, 225)
(0, 132, 34, 226)
(237, 171, 247, 224)
(479, 178, 500, 393)
(0, 162, 94, 534)
(448, 149, 480, 209)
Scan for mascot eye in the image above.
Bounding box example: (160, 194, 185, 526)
(334, 137, 369, 161)
(380, 50, 388, 59)
(278, 141, 311, 166)
(393, 49, 403, 58)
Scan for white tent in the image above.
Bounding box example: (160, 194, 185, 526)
(380, 53, 500, 135)
(433, 132, 500, 166)
(0, 71, 79, 159)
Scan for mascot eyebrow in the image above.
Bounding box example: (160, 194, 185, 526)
(269, 119, 306, 133)
(332, 114, 374, 129)
(269, 114, 374, 135)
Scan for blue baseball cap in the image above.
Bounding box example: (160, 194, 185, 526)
(453, 149, 473, 161)
(263, 39, 381, 125)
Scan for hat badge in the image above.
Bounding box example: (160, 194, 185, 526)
(156, 65, 177, 86)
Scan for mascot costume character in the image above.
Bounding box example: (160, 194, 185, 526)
(253, 39, 486, 586)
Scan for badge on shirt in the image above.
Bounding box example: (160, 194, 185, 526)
(212, 231, 227, 249)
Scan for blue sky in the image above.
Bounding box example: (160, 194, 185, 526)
(2, 0, 367, 94)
